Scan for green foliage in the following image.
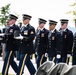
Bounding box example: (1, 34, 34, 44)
(66, 1, 76, 21)
(70, 2, 76, 6)
(0, 4, 10, 26)
(66, 10, 76, 16)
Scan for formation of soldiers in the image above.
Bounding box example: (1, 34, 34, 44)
(0, 14, 76, 75)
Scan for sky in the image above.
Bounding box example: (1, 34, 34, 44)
(0, 0, 75, 29)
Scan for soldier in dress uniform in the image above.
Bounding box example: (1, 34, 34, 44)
(59, 19, 73, 64)
(72, 19, 76, 65)
(2, 14, 20, 75)
(35, 18, 49, 69)
(2, 20, 10, 60)
(16, 14, 36, 75)
(48, 20, 62, 63)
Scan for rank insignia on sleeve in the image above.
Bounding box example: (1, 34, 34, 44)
(31, 31, 34, 34)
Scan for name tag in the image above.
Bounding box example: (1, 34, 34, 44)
(24, 30, 28, 35)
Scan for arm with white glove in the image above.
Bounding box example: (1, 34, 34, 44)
(14, 34, 23, 40)
(56, 32, 62, 59)
(67, 31, 73, 58)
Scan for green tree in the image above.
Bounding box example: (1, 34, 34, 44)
(66, 1, 76, 21)
(0, 4, 10, 26)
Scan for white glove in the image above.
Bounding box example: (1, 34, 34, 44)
(56, 54, 61, 59)
(45, 53, 48, 57)
(0, 33, 5, 36)
(14, 34, 23, 40)
(67, 54, 71, 57)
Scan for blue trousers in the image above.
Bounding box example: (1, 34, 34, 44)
(57, 56, 66, 63)
(49, 56, 56, 63)
(2, 50, 18, 75)
(17, 54, 36, 75)
(58, 56, 69, 64)
(72, 56, 76, 65)
(36, 54, 47, 69)
(16, 51, 20, 60)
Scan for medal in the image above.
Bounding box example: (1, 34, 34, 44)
(41, 33, 44, 37)
(10, 29, 13, 32)
(52, 36, 55, 40)
(65, 35, 67, 38)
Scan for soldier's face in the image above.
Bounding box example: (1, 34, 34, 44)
(61, 23, 68, 29)
(23, 19, 30, 25)
(6, 22, 10, 26)
(49, 25, 55, 30)
(39, 23, 45, 28)
(9, 19, 16, 25)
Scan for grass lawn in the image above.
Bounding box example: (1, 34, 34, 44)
(0, 73, 15, 75)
